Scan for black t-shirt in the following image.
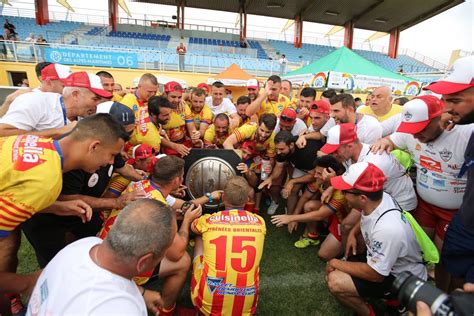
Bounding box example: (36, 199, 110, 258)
(276, 140, 324, 171)
(459, 132, 474, 231)
(61, 154, 126, 197)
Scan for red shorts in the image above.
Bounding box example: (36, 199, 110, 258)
(328, 214, 342, 242)
(412, 198, 457, 240)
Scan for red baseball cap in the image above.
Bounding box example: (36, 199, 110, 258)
(424, 56, 474, 95)
(321, 123, 358, 154)
(127, 144, 155, 165)
(197, 83, 209, 93)
(310, 100, 331, 115)
(331, 162, 386, 192)
(396, 95, 444, 134)
(41, 63, 71, 81)
(241, 140, 258, 156)
(64, 72, 112, 98)
(280, 107, 297, 121)
(165, 81, 183, 93)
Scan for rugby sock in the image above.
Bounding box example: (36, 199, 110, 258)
(307, 232, 319, 239)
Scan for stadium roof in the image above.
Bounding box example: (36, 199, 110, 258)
(132, 0, 464, 33)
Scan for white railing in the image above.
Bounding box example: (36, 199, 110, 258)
(0, 41, 291, 77)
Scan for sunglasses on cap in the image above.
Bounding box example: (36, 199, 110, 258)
(311, 104, 320, 111)
(280, 115, 295, 123)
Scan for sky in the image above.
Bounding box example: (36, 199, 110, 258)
(3, 0, 473, 64)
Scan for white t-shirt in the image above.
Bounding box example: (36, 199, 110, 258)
(274, 117, 307, 136)
(361, 193, 427, 279)
(205, 96, 237, 116)
(356, 114, 383, 144)
(381, 113, 402, 137)
(311, 117, 335, 136)
(27, 237, 147, 316)
(390, 124, 473, 209)
(0, 91, 68, 131)
(316, 115, 382, 144)
(344, 144, 417, 211)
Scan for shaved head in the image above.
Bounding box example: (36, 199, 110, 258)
(370, 86, 393, 115)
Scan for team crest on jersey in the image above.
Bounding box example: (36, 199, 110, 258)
(133, 105, 138, 111)
(439, 148, 453, 162)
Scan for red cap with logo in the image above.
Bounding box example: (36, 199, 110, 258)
(41, 63, 71, 81)
(330, 162, 386, 192)
(64, 72, 112, 98)
(310, 100, 331, 115)
(396, 95, 444, 134)
(165, 81, 184, 93)
(127, 144, 155, 165)
(321, 123, 358, 154)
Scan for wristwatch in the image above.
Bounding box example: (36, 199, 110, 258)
(205, 192, 213, 203)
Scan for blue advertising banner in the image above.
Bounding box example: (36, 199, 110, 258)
(44, 46, 138, 69)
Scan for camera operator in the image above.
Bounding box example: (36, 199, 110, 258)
(325, 162, 427, 315)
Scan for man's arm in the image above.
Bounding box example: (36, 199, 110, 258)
(116, 164, 146, 181)
(223, 133, 239, 149)
(271, 204, 333, 226)
(245, 89, 267, 117)
(160, 137, 190, 157)
(328, 259, 385, 282)
(370, 136, 399, 154)
(259, 161, 285, 190)
(57, 192, 137, 210)
(165, 205, 202, 261)
(0, 88, 32, 118)
(0, 122, 76, 138)
(0, 271, 40, 296)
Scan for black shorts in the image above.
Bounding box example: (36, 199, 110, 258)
(351, 274, 396, 298)
(442, 212, 474, 282)
(347, 254, 396, 298)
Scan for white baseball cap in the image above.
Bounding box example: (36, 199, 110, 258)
(41, 63, 71, 81)
(330, 162, 386, 192)
(396, 95, 444, 134)
(424, 56, 474, 94)
(247, 78, 259, 89)
(321, 123, 358, 154)
(64, 72, 112, 98)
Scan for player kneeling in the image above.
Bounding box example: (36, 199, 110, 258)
(191, 176, 266, 315)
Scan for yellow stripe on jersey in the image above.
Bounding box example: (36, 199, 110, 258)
(0, 135, 62, 237)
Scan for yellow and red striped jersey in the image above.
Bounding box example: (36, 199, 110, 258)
(121, 93, 162, 152)
(233, 122, 275, 158)
(98, 179, 167, 285)
(0, 135, 63, 237)
(191, 209, 266, 316)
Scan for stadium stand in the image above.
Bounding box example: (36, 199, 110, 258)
(1, 15, 442, 75)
